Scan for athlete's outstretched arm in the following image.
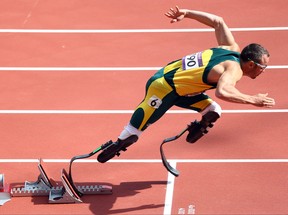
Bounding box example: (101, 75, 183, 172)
(165, 6, 240, 52)
(215, 66, 275, 107)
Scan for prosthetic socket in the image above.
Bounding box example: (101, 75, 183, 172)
(97, 135, 138, 163)
(186, 111, 220, 143)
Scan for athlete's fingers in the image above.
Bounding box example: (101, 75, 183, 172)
(263, 97, 275, 107)
(169, 8, 176, 16)
(264, 103, 275, 108)
(165, 10, 173, 16)
(165, 11, 177, 19)
(165, 6, 185, 23)
(265, 96, 275, 103)
(175, 6, 180, 13)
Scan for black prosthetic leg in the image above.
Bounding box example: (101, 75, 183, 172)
(186, 111, 220, 143)
(97, 135, 138, 163)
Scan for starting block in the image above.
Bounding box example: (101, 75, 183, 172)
(8, 160, 112, 204)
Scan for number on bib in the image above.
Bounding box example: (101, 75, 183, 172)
(182, 51, 203, 70)
(148, 95, 162, 109)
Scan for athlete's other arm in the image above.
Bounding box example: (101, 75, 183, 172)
(165, 6, 240, 52)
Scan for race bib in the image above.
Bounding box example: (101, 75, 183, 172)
(182, 51, 203, 70)
(148, 95, 162, 109)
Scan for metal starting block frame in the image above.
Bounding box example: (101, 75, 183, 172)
(9, 160, 112, 204)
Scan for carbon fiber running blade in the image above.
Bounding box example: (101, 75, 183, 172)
(160, 141, 179, 177)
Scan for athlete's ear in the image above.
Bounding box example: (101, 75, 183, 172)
(247, 59, 255, 68)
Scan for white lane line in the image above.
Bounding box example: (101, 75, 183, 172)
(174, 159, 288, 163)
(1, 159, 288, 163)
(0, 109, 287, 114)
(0, 67, 161, 71)
(269, 65, 288, 69)
(0, 159, 40, 163)
(0, 66, 286, 71)
(0, 27, 288, 33)
(163, 161, 177, 215)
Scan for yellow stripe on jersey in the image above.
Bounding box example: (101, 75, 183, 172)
(189, 98, 214, 110)
(172, 49, 213, 96)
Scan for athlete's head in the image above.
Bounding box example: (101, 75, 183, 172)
(240, 43, 270, 79)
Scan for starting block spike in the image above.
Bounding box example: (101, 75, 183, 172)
(0, 174, 11, 206)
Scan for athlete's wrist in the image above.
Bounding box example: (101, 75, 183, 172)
(182, 10, 188, 17)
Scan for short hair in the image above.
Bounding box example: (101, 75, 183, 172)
(240, 43, 270, 63)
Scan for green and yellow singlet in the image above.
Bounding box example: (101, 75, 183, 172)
(164, 48, 240, 96)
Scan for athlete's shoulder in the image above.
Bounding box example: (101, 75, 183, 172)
(211, 47, 240, 61)
(217, 43, 240, 52)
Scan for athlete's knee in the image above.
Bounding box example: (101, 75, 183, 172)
(199, 101, 221, 129)
(119, 123, 142, 140)
(201, 101, 222, 117)
(186, 102, 221, 143)
(117, 123, 141, 149)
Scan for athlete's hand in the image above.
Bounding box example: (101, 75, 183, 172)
(165, 6, 187, 23)
(253, 93, 275, 108)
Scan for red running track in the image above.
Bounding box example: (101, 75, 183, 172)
(1, 0, 288, 214)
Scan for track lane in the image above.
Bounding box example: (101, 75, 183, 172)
(0, 69, 286, 110)
(0, 31, 288, 67)
(1, 0, 288, 29)
(0, 113, 287, 159)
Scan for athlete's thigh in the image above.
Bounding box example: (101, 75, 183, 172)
(175, 93, 213, 112)
(130, 77, 177, 131)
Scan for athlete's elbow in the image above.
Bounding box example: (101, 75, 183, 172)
(215, 88, 225, 99)
(212, 16, 225, 29)
(215, 88, 230, 101)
